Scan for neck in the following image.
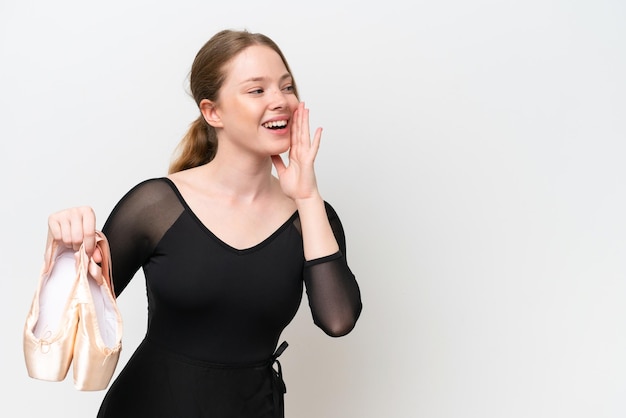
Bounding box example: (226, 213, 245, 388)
(200, 152, 277, 203)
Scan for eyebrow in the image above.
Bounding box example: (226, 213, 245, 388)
(239, 73, 292, 85)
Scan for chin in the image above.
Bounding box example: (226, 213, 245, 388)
(271, 141, 290, 155)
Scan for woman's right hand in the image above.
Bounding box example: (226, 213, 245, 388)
(47, 206, 101, 262)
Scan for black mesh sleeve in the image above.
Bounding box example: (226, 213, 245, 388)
(303, 202, 362, 336)
(102, 178, 184, 296)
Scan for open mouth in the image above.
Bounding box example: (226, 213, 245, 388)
(262, 120, 288, 130)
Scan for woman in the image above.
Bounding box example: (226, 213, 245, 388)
(46, 29, 362, 417)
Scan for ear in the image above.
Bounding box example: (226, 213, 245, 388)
(200, 99, 223, 128)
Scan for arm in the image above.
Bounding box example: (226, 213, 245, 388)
(273, 102, 362, 336)
(46, 178, 183, 297)
(302, 202, 362, 337)
(102, 178, 184, 296)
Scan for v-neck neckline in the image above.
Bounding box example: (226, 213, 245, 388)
(162, 177, 298, 254)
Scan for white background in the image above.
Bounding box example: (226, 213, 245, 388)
(1, 0, 625, 417)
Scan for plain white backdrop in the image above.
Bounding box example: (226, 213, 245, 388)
(1, 0, 625, 417)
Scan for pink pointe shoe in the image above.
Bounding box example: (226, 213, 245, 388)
(24, 231, 123, 391)
(72, 231, 123, 391)
(23, 241, 81, 382)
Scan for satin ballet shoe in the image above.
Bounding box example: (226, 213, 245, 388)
(23, 240, 80, 382)
(72, 231, 123, 391)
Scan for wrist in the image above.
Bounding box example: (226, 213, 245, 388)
(294, 191, 323, 208)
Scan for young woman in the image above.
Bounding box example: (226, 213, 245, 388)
(46, 29, 362, 417)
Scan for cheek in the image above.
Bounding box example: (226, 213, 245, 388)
(287, 97, 300, 112)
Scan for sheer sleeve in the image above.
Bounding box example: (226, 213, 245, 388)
(303, 202, 362, 337)
(102, 178, 184, 297)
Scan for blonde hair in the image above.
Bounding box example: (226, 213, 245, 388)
(169, 29, 299, 174)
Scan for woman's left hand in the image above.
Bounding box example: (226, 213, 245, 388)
(272, 102, 323, 201)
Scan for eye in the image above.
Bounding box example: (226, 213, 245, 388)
(249, 88, 264, 95)
(282, 85, 295, 93)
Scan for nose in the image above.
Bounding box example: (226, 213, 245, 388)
(268, 88, 288, 110)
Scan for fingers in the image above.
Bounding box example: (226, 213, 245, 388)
(291, 102, 322, 153)
(82, 211, 97, 257)
(311, 126, 323, 157)
(92, 247, 103, 264)
(290, 102, 303, 152)
(271, 154, 286, 175)
(298, 103, 310, 148)
(47, 206, 97, 256)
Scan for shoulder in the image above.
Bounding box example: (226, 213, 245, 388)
(125, 177, 176, 196)
(115, 177, 181, 209)
(167, 165, 209, 194)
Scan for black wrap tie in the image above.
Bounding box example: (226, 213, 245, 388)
(271, 341, 289, 417)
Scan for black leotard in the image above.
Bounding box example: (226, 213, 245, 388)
(96, 177, 361, 417)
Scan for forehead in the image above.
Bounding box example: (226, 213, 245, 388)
(223, 45, 289, 82)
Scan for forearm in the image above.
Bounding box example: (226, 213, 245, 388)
(295, 193, 340, 261)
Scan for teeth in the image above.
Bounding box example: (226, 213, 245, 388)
(263, 120, 287, 128)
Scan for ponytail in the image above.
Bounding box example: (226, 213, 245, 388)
(168, 116, 218, 174)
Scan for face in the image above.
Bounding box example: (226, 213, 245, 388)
(201, 45, 299, 157)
